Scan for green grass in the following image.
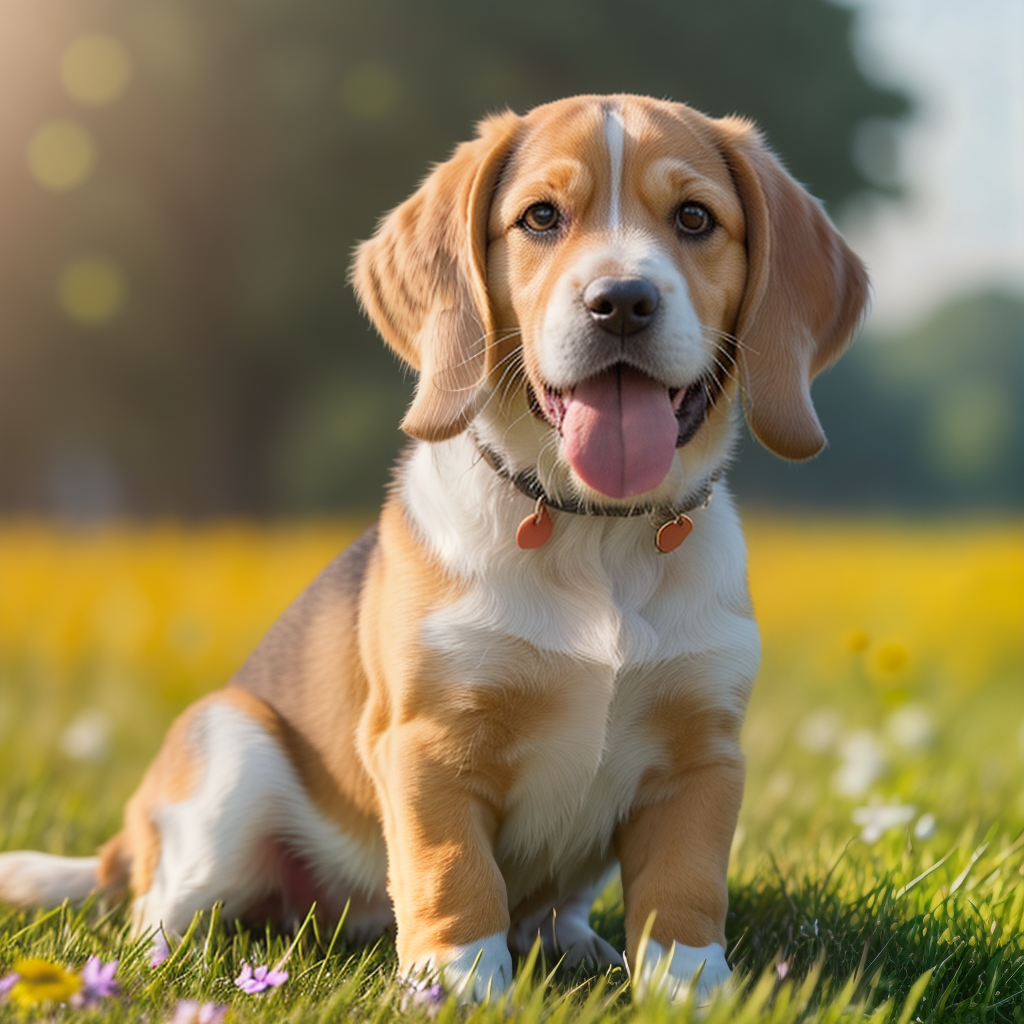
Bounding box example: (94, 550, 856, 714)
(1, 523, 1022, 1023)
(2, 668, 1020, 1024)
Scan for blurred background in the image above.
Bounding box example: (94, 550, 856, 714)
(1, 0, 1021, 520)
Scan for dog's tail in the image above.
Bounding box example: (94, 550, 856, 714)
(0, 832, 130, 909)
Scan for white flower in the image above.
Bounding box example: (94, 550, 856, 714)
(885, 704, 934, 751)
(833, 730, 888, 797)
(914, 812, 937, 839)
(852, 802, 917, 842)
(58, 709, 110, 762)
(796, 708, 844, 753)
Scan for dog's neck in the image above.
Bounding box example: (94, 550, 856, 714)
(473, 436, 718, 522)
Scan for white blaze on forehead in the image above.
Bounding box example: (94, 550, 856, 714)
(604, 106, 625, 231)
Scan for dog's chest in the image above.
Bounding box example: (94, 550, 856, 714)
(420, 548, 701, 898)
(412, 459, 755, 899)
(493, 658, 669, 904)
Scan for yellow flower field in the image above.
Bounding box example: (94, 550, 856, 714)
(0, 517, 1021, 847)
(2, 518, 1019, 695)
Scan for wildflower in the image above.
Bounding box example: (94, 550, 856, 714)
(776, 961, 789, 981)
(914, 812, 937, 840)
(150, 931, 171, 968)
(795, 707, 843, 753)
(72, 956, 119, 1007)
(843, 628, 870, 653)
(403, 981, 448, 1018)
(170, 999, 229, 1024)
(58, 708, 111, 762)
(886, 704, 934, 750)
(852, 802, 916, 842)
(3, 958, 82, 1009)
(870, 640, 910, 680)
(0, 973, 17, 1001)
(833, 729, 887, 797)
(235, 962, 288, 994)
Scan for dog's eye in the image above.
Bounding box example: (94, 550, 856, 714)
(520, 202, 560, 233)
(675, 202, 715, 236)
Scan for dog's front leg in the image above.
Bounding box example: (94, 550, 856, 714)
(615, 749, 745, 1006)
(372, 722, 512, 1003)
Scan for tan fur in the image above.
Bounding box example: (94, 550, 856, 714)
(714, 117, 870, 458)
(352, 113, 522, 441)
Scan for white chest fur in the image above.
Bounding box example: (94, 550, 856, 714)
(403, 437, 760, 903)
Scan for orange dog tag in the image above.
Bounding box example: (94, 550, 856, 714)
(516, 502, 553, 549)
(656, 514, 693, 553)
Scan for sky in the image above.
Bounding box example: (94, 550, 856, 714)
(837, 0, 1024, 332)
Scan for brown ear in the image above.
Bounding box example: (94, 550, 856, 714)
(352, 111, 521, 441)
(714, 117, 869, 459)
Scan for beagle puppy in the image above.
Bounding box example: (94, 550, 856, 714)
(0, 95, 867, 1004)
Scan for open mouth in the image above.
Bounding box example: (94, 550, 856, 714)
(526, 363, 724, 499)
(531, 369, 721, 446)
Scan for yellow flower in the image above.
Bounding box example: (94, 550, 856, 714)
(872, 641, 910, 677)
(844, 628, 870, 653)
(7, 959, 82, 1009)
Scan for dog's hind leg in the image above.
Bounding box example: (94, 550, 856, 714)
(126, 687, 387, 942)
(125, 690, 310, 938)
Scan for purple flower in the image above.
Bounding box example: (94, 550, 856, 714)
(72, 956, 119, 1007)
(170, 1000, 229, 1024)
(407, 982, 447, 1017)
(150, 932, 171, 968)
(234, 962, 288, 994)
(0, 973, 18, 1002)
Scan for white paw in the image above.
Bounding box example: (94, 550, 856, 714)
(408, 932, 513, 1004)
(633, 940, 732, 1006)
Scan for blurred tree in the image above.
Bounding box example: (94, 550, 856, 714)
(0, 0, 910, 517)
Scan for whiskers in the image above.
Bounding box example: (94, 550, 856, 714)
(430, 327, 525, 395)
(699, 324, 744, 400)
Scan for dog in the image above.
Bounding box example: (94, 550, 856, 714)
(0, 94, 867, 1004)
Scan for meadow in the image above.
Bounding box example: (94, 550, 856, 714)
(0, 517, 1022, 1022)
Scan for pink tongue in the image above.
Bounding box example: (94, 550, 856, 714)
(561, 365, 678, 498)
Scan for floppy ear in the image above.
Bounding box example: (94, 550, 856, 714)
(714, 117, 869, 459)
(352, 111, 521, 442)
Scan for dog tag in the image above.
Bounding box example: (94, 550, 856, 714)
(656, 514, 693, 553)
(516, 502, 553, 549)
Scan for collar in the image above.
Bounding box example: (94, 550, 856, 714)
(473, 437, 720, 552)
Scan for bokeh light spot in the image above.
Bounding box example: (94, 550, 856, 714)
(58, 258, 126, 325)
(27, 121, 96, 191)
(340, 62, 399, 120)
(61, 34, 132, 105)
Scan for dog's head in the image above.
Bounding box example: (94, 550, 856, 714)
(354, 95, 868, 503)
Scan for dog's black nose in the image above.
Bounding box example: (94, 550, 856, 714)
(583, 276, 660, 336)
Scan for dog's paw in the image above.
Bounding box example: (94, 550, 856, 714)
(632, 940, 732, 1006)
(408, 932, 513, 1004)
(559, 929, 626, 971)
(508, 895, 625, 972)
